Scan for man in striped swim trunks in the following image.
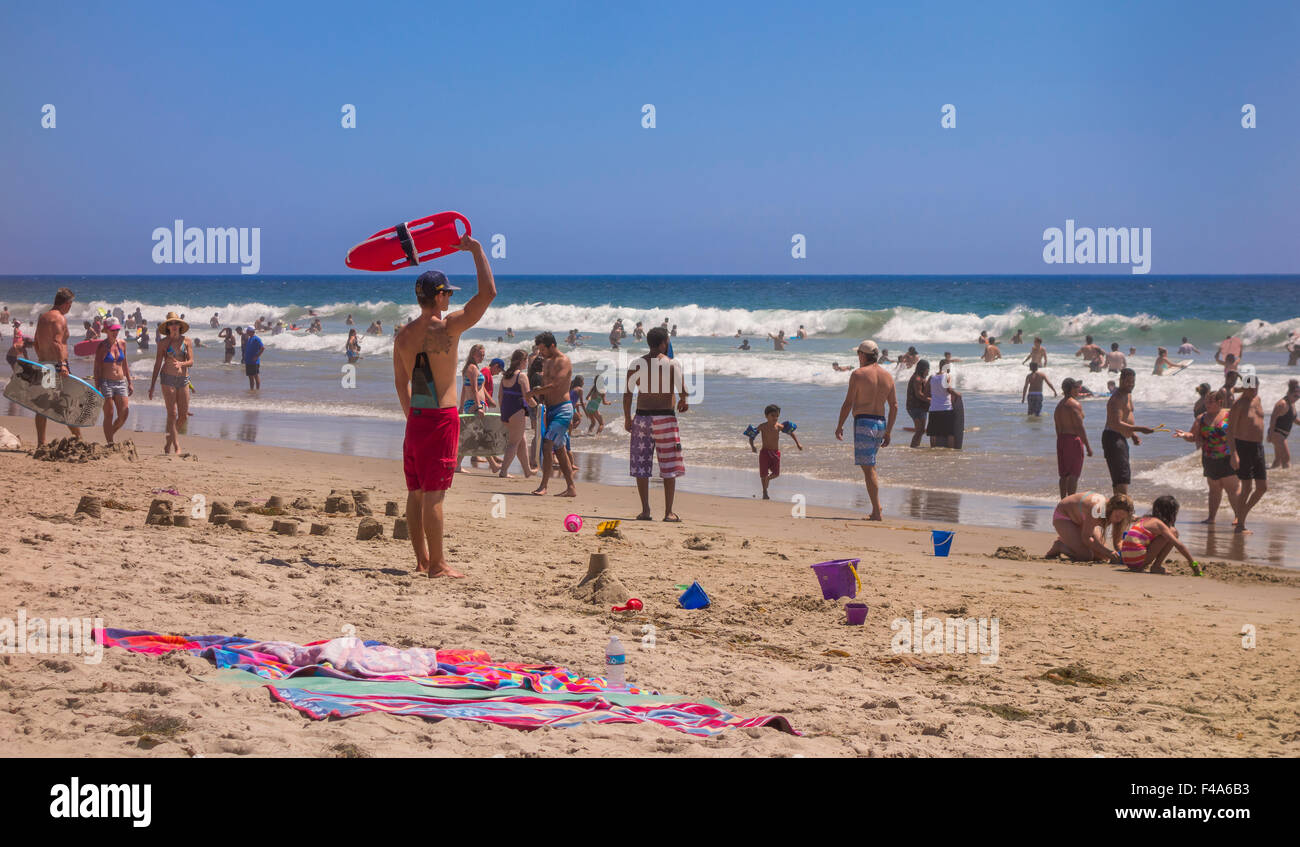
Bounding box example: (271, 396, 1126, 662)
(623, 327, 688, 521)
(835, 339, 897, 521)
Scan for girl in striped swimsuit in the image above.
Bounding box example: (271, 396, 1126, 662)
(1119, 495, 1198, 574)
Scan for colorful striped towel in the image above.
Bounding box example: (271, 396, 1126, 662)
(97, 629, 799, 738)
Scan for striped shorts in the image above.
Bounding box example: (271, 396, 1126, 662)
(629, 413, 685, 479)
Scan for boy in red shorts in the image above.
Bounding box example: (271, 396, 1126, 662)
(748, 404, 803, 499)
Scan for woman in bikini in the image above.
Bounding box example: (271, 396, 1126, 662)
(1173, 389, 1239, 522)
(1267, 378, 1298, 469)
(345, 329, 362, 364)
(1045, 491, 1133, 562)
(148, 312, 193, 454)
(585, 376, 612, 434)
(1119, 495, 1197, 574)
(92, 321, 134, 444)
(1152, 347, 1175, 376)
(497, 349, 535, 478)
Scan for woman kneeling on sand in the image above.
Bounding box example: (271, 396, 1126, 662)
(1119, 495, 1198, 574)
(1046, 491, 1133, 562)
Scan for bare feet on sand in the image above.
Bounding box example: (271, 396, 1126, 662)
(554, 487, 577, 497)
(417, 560, 465, 578)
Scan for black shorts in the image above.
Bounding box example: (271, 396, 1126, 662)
(245, 362, 261, 377)
(907, 407, 927, 428)
(1234, 439, 1266, 481)
(1101, 429, 1130, 485)
(926, 409, 955, 437)
(1202, 454, 1234, 481)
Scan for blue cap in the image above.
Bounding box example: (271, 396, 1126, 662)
(490, 358, 505, 369)
(415, 270, 459, 299)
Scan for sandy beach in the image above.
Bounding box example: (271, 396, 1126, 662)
(2, 414, 1297, 758)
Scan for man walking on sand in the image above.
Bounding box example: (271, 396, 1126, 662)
(392, 236, 496, 578)
(1227, 367, 1268, 533)
(1053, 378, 1092, 497)
(835, 340, 897, 521)
(33, 287, 83, 446)
(624, 326, 688, 521)
(1101, 368, 1155, 496)
(528, 331, 578, 497)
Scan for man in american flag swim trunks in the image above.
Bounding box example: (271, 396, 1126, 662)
(623, 326, 689, 521)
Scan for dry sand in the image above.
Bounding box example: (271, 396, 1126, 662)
(1, 414, 1297, 758)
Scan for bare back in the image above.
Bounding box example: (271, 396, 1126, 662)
(1054, 396, 1085, 437)
(393, 314, 460, 414)
(35, 308, 69, 362)
(847, 363, 895, 417)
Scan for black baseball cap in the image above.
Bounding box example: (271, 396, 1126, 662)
(415, 270, 460, 298)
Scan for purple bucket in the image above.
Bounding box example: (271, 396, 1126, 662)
(845, 602, 869, 625)
(810, 558, 860, 601)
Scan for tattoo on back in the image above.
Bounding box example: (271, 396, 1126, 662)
(425, 324, 453, 355)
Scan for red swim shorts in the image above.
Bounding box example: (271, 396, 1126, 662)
(759, 448, 780, 477)
(403, 407, 459, 492)
(1056, 434, 1085, 478)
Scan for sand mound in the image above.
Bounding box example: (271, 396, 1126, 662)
(571, 553, 633, 607)
(33, 438, 139, 463)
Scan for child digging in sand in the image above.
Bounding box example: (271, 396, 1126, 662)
(749, 404, 802, 499)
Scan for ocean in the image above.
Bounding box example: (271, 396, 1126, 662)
(3, 274, 1298, 564)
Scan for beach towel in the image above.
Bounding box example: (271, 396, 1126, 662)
(97, 629, 798, 738)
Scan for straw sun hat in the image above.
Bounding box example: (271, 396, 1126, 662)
(159, 312, 189, 334)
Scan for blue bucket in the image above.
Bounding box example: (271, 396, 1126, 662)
(932, 530, 955, 557)
(678, 581, 710, 609)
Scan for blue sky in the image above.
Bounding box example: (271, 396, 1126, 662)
(1, 0, 1296, 275)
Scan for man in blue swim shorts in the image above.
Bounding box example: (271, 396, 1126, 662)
(835, 339, 897, 521)
(527, 331, 578, 497)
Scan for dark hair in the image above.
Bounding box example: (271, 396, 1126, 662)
(1061, 377, 1076, 394)
(1196, 382, 1211, 397)
(504, 349, 527, 379)
(914, 359, 930, 378)
(1085, 335, 1093, 344)
(1029, 361, 1039, 372)
(535, 331, 557, 349)
(1120, 367, 1135, 381)
(1111, 342, 1119, 350)
(571, 375, 584, 388)
(764, 404, 780, 417)
(1150, 495, 1179, 527)
(647, 326, 669, 350)
(54, 287, 75, 306)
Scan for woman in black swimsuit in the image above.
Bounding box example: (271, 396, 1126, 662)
(1268, 378, 1299, 469)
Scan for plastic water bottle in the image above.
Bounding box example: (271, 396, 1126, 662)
(605, 636, 626, 688)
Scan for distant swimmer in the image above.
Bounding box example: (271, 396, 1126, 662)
(896, 346, 919, 369)
(981, 337, 1002, 363)
(878, 348, 893, 365)
(209, 313, 219, 328)
(671, 324, 678, 337)
(1267, 379, 1298, 469)
(830, 360, 852, 371)
(1215, 334, 1244, 368)
(1075, 335, 1103, 368)
(796, 325, 807, 340)
(633, 321, 645, 341)
(768, 330, 789, 351)
(1101, 368, 1157, 496)
(1105, 342, 1126, 373)
(1011, 329, 1024, 345)
(1022, 337, 1047, 368)
(1053, 378, 1092, 497)
(905, 360, 931, 448)
(978, 331, 989, 346)
(739, 339, 751, 351)
(1152, 347, 1174, 375)
(834, 340, 897, 521)
(1022, 361, 1057, 417)
(309, 318, 322, 334)
(1178, 337, 1200, 355)
(346, 314, 355, 326)
(609, 321, 622, 350)
(939, 351, 962, 371)
(366, 320, 383, 336)
(345, 329, 361, 363)
(506, 327, 514, 339)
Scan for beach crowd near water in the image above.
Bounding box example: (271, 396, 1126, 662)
(4, 259, 1298, 581)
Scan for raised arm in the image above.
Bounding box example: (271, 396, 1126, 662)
(445, 235, 496, 335)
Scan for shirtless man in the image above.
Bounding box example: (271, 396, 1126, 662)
(1021, 361, 1057, 417)
(981, 338, 1002, 363)
(528, 331, 577, 497)
(33, 288, 83, 446)
(769, 330, 789, 351)
(392, 238, 495, 578)
(1227, 367, 1267, 533)
(834, 340, 897, 521)
(623, 326, 688, 521)
(1011, 329, 1024, 345)
(1053, 378, 1092, 497)
(1105, 343, 1126, 373)
(1022, 337, 1047, 368)
(1075, 335, 1103, 368)
(1178, 337, 1200, 356)
(1101, 368, 1155, 495)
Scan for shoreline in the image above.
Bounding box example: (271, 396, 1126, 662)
(5, 406, 1295, 569)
